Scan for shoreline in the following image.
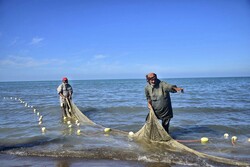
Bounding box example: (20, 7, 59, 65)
(0, 154, 171, 167)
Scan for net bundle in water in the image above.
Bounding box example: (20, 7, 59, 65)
(69, 100, 96, 126)
(134, 107, 172, 142)
(68, 100, 250, 166)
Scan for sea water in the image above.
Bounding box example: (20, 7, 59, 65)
(0, 77, 249, 166)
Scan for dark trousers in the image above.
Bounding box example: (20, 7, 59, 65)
(162, 117, 171, 134)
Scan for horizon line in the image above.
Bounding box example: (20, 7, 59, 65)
(0, 75, 249, 83)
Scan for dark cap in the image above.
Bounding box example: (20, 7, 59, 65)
(146, 72, 157, 82)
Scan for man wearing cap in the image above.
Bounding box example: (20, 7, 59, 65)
(145, 73, 183, 133)
(57, 77, 73, 118)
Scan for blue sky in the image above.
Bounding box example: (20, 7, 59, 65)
(0, 0, 250, 81)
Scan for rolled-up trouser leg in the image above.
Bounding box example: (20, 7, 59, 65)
(65, 102, 71, 117)
(60, 102, 67, 117)
(162, 117, 171, 133)
(62, 100, 72, 117)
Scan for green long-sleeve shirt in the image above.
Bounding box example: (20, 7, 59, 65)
(145, 79, 177, 119)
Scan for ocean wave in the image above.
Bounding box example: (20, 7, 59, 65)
(3, 147, 215, 166)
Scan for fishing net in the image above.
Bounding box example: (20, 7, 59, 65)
(68, 99, 96, 126)
(134, 106, 172, 142)
(67, 100, 249, 166)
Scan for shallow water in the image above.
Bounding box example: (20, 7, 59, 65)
(0, 77, 250, 166)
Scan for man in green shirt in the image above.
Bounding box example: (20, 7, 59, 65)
(145, 72, 184, 133)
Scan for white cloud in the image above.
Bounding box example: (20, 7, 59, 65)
(93, 54, 107, 60)
(30, 37, 44, 45)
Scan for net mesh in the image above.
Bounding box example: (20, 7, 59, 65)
(67, 99, 249, 166)
(69, 100, 96, 126)
(134, 106, 172, 141)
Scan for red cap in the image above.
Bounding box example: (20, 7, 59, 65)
(62, 77, 68, 81)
